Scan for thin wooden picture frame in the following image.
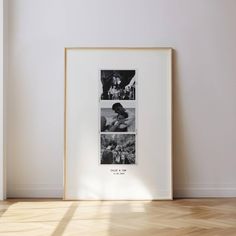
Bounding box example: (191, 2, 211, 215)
(64, 47, 173, 200)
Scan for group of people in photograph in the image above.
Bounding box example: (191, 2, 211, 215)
(101, 136, 135, 164)
(107, 83, 135, 100)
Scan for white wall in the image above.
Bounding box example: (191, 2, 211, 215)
(6, 0, 236, 198)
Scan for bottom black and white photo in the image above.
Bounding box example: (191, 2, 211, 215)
(100, 134, 136, 164)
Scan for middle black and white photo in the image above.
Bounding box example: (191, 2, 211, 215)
(100, 102, 135, 132)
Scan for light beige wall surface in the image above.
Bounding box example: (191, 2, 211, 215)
(6, 0, 236, 198)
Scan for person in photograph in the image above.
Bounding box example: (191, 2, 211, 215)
(107, 73, 122, 100)
(101, 141, 117, 164)
(111, 103, 135, 132)
(108, 85, 119, 100)
(125, 75, 135, 91)
(124, 75, 135, 100)
(101, 116, 108, 132)
(101, 104, 135, 132)
(114, 145, 121, 164)
(108, 113, 129, 132)
(126, 147, 135, 164)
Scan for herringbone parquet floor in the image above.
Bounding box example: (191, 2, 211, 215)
(0, 199, 235, 236)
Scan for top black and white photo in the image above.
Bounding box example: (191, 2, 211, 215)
(100, 70, 136, 100)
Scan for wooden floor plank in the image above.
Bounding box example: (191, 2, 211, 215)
(0, 199, 235, 236)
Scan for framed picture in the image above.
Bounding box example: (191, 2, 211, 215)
(64, 47, 172, 200)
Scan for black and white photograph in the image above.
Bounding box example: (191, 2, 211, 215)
(100, 134, 135, 164)
(101, 102, 135, 132)
(100, 70, 136, 100)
